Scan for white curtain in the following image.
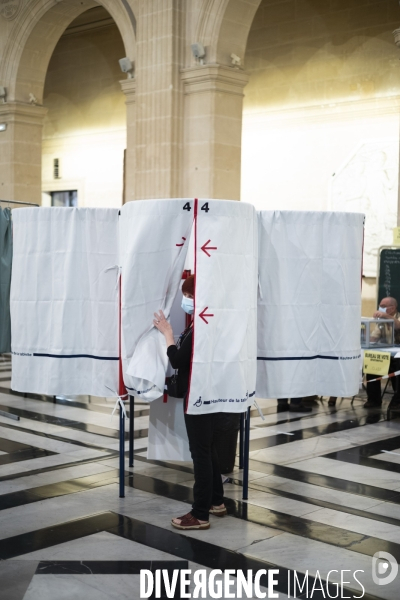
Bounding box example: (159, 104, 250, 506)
(120, 199, 194, 400)
(11, 208, 119, 396)
(186, 200, 258, 415)
(256, 211, 364, 398)
(10, 204, 364, 406)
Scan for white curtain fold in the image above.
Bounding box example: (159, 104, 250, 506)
(120, 199, 195, 400)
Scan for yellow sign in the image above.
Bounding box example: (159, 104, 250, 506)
(393, 227, 400, 246)
(363, 350, 391, 376)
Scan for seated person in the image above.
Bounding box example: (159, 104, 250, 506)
(365, 296, 400, 411)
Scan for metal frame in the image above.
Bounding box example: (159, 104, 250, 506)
(0, 410, 19, 421)
(129, 395, 134, 467)
(119, 404, 125, 498)
(0, 199, 40, 207)
(239, 413, 245, 469)
(241, 408, 251, 500)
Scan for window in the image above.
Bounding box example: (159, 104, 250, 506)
(50, 191, 78, 207)
(53, 158, 60, 179)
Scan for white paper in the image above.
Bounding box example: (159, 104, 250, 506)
(147, 396, 191, 461)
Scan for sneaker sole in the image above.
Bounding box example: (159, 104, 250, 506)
(209, 509, 227, 517)
(171, 520, 210, 530)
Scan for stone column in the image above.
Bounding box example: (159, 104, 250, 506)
(394, 28, 400, 226)
(0, 102, 47, 204)
(181, 65, 249, 200)
(134, 0, 184, 199)
(120, 79, 136, 203)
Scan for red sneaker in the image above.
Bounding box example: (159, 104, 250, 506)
(171, 512, 210, 530)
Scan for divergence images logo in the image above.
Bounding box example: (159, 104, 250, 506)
(372, 552, 398, 586)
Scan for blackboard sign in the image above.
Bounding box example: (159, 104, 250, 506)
(377, 247, 400, 307)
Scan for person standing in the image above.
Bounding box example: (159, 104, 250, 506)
(153, 275, 226, 530)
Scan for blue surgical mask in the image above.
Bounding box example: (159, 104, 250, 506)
(379, 306, 387, 313)
(181, 296, 194, 315)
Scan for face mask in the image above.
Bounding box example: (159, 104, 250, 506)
(379, 306, 387, 313)
(181, 296, 194, 315)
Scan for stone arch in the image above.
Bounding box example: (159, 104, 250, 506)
(194, 0, 262, 66)
(1, 0, 136, 103)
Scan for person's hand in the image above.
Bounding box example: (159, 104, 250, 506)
(373, 310, 391, 319)
(153, 310, 173, 336)
(153, 310, 175, 347)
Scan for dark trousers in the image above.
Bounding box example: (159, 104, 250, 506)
(184, 412, 224, 521)
(277, 398, 302, 405)
(367, 358, 400, 404)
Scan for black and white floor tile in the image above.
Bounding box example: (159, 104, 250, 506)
(0, 357, 399, 599)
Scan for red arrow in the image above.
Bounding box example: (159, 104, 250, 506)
(199, 307, 214, 324)
(201, 239, 217, 257)
(176, 237, 186, 247)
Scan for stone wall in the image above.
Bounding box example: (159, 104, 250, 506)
(242, 0, 400, 311)
(41, 7, 126, 208)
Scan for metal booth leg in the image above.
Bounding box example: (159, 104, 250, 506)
(129, 395, 134, 468)
(0, 410, 19, 421)
(239, 412, 245, 469)
(242, 407, 251, 500)
(119, 403, 125, 498)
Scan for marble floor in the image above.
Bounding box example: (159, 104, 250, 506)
(0, 354, 400, 599)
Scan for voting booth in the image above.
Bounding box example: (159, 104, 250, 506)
(256, 211, 364, 399)
(11, 201, 258, 414)
(120, 199, 194, 401)
(9, 202, 365, 495)
(10, 208, 120, 397)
